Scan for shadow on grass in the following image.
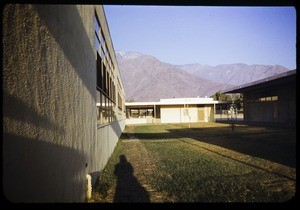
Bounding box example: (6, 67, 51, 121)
(178, 138, 295, 181)
(122, 125, 296, 168)
(167, 126, 296, 168)
(121, 131, 179, 140)
(113, 155, 150, 203)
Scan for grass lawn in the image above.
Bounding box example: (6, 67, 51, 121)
(90, 122, 296, 202)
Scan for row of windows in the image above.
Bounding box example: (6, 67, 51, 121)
(247, 95, 278, 103)
(118, 92, 123, 109)
(94, 17, 114, 73)
(96, 53, 116, 101)
(94, 12, 123, 125)
(259, 96, 278, 101)
(126, 108, 154, 118)
(96, 91, 115, 124)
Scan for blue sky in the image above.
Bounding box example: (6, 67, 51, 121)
(104, 6, 296, 69)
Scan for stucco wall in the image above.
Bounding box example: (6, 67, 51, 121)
(161, 106, 182, 123)
(180, 107, 198, 123)
(160, 105, 214, 123)
(203, 105, 214, 122)
(92, 120, 125, 178)
(3, 4, 124, 202)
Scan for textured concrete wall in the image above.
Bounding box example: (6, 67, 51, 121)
(3, 4, 125, 202)
(88, 5, 126, 184)
(92, 120, 125, 180)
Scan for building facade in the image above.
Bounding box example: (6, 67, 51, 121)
(223, 70, 296, 127)
(126, 97, 218, 124)
(3, 5, 125, 202)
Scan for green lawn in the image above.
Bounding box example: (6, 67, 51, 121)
(91, 122, 296, 202)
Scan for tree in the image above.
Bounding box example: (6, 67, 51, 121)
(211, 90, 232, 102)
(211, 91, 243, 110)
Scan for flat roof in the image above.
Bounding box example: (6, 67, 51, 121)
(125, 97, 219, 107)
(222, 69, 296, 93)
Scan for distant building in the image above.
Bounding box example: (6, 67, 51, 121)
(3, 5, 125, 202)
(125, 97, 218, 124)
(223, 70, 296, 127)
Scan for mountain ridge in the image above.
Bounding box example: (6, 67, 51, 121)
(176, 63, 290, 86)
(116, 51, 291, 101)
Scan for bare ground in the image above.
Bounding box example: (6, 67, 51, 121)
(100, 124, 175, 202)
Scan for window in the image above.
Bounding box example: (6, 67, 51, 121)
(258, 96, 278, 102)
(118, 92, 123, 110)
(272, 96, 278, 101)
(94, 13, 116, 126)
(96, 53, 102, 90)
(245, 90, 278, 103)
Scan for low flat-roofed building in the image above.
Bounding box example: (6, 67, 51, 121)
(223, 70, 296, 127)
(125, 97, 218, 124)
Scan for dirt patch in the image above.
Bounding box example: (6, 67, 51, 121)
(123, 138, 175, 202)
(98, 126, 175, 202)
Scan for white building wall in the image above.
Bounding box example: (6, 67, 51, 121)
(160, 105, 215, 124)
(161, 106, 199, 123)
(180, 107, 198, 123)
(161, 107, 181, 123)
(204, 107, 210, 122)
(126, 118, 148, 125)
(206, 106, 214, 122)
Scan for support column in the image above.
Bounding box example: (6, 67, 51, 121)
(154, 105, 156, 124)
(213, 103, 216, 122)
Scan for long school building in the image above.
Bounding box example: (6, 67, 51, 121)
(3, 5, 125, 202)
(223, 70, 296, 127)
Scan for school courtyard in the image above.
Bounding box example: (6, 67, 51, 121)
(91, 122, 296, 202)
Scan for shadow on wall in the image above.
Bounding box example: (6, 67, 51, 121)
(33, 5, 95, 99)
(3, 90, 65, 134)
(90, 120, 124, 186)
(113, 155, 150, 203)
(2, 5, 93, 202)
(3, 132, 87, 202)
(3, 91, 87, 202)
(111, 118, 124, 137)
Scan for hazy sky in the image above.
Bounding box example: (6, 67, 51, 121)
(104, 6, 296, 69)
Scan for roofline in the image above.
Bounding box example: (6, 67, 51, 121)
(222, 69, 296, 93)
(125, 101, 219, 106)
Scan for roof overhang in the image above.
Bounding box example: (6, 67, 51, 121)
(222, 70, 296, 94)
(125, 100, 219, 108)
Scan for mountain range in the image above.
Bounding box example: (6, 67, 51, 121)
(176, 63, 290, 86)
(116, 51, 291, 102)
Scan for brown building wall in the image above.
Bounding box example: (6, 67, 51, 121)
(244, 101, 275, 122)
(277, 83, 296, 126)
(243, 82, 295, 126)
